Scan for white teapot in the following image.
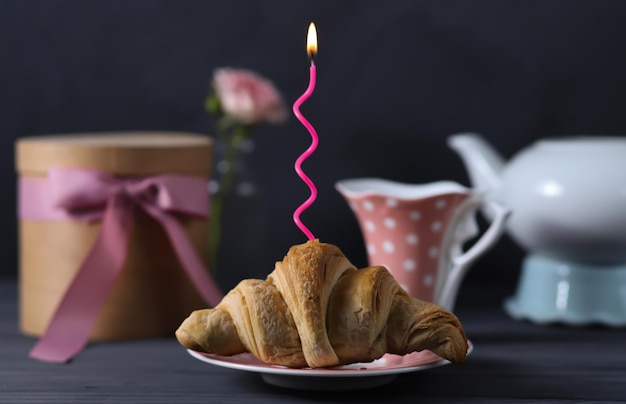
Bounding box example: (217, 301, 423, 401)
(448, 133, 626, 326)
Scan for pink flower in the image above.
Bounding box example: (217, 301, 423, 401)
(212, 68, 287, 124)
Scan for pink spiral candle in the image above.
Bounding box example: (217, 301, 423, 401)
(292, 23, 318, 240)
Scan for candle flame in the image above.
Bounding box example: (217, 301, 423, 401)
(307, 22, 317, 59)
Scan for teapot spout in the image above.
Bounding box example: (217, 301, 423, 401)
(448, 133, 504, 197)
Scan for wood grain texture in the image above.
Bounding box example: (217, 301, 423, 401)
(2, 280, 625, 403)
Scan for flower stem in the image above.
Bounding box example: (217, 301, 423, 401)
(208, 122, 250, 274)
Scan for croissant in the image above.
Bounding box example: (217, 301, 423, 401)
(176, 239, 468, 368)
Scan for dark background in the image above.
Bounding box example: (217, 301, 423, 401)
(2, 0, 626, 298)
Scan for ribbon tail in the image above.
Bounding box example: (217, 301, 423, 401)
(29, 196, 134, 363)
(142, 204, 223, 307)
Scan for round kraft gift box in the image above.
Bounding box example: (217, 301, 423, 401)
(16, 132, 213, 340)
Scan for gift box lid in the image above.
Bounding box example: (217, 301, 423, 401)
(16, 132, 213, 177)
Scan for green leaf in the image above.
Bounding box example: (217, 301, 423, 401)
(205, 92, 222, 117)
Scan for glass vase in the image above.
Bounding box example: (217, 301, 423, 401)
(209, 137, 270, 290)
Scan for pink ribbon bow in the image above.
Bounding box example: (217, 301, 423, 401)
(25, 168, 224, 363)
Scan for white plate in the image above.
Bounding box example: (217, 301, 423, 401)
(187, 341, 472, 391)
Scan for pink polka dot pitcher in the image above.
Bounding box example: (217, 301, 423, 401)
(336, 178, 510, 311)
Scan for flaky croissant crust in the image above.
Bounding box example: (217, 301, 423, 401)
(176, 239, 468, 368)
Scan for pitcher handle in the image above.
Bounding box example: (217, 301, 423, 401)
(437, 198, 510, 310)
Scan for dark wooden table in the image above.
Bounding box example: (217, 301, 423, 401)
(2, 279, 625, 403)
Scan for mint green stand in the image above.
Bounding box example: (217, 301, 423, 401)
(504, 254, 626, 326)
